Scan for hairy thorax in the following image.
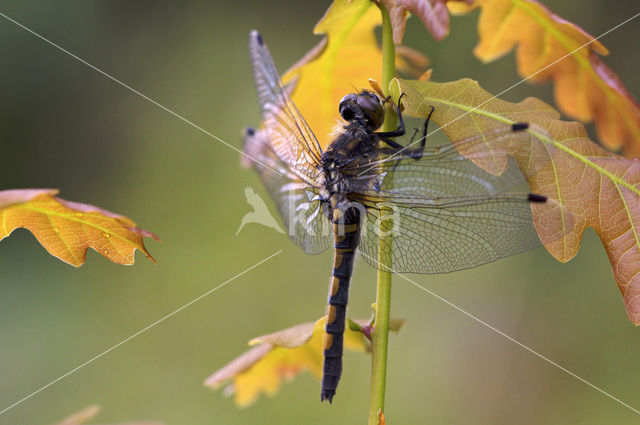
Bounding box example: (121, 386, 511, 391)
(322, 122, 377, 167)
(320, 122, 380, 215)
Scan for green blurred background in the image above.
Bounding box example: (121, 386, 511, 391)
(1, 1, 640, 424)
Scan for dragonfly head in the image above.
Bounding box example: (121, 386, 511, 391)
(339, 91, 385, 131)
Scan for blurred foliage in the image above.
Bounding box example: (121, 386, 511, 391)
(1, 1, 640, 424)
(51, 404, 162, 425)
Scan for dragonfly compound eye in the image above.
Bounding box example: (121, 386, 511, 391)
(339, 94, 358, 121)
(357, 93, 384, 130)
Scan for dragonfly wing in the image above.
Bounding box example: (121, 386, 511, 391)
(248, 30, 324, 180)
(355, 193, 541, 274)
(346, 146, 544, 274)
(243, 127, 332, 254)
(345, 142, 529, 197)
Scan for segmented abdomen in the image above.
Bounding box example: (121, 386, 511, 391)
(321, 203, 361, 403)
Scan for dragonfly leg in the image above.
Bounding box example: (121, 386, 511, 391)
(387, 128, 419, 177)
(409, 105, 435, 160)
(406, 127, 420, 144)
(380, 136, 403, 149)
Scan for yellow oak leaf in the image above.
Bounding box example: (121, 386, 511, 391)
(281, 0, 382, 149)
(449, 0, 640, 156)
(204, 316, 404, 407)
(266, 0, 428, 151)
(0, 189, 159, 267)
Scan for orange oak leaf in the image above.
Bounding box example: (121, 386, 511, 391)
(448, 0, 640, 156)
(390, 77, 640, 324)
(52, 405, 163, 425)
(0, 189, 159, 267)
(383, 0, 450, 43)
(205, 316, 404, 406)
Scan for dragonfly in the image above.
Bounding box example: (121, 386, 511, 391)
(243, 30, 548, 403)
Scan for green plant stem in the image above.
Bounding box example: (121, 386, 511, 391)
(368, 5, 395, 425)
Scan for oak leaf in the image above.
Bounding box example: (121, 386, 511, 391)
(0, 189, 159, 267)
(448, 0, 640, 156)
(382, 0, 472, 44)
(389, 77, 640, 324)
(204, 316, 404, 406)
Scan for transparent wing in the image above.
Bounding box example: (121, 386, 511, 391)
(248, 30, 324, 180)
(345, 141, 529, 198)
(344, 143, 546, 274)
(242, 127, 332, 254)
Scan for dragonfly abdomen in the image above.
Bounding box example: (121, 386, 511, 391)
(321, 204, 361, 403)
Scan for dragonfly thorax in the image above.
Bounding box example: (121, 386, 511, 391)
(321, 123, 379, 167)
(319, 164, 346, 200)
